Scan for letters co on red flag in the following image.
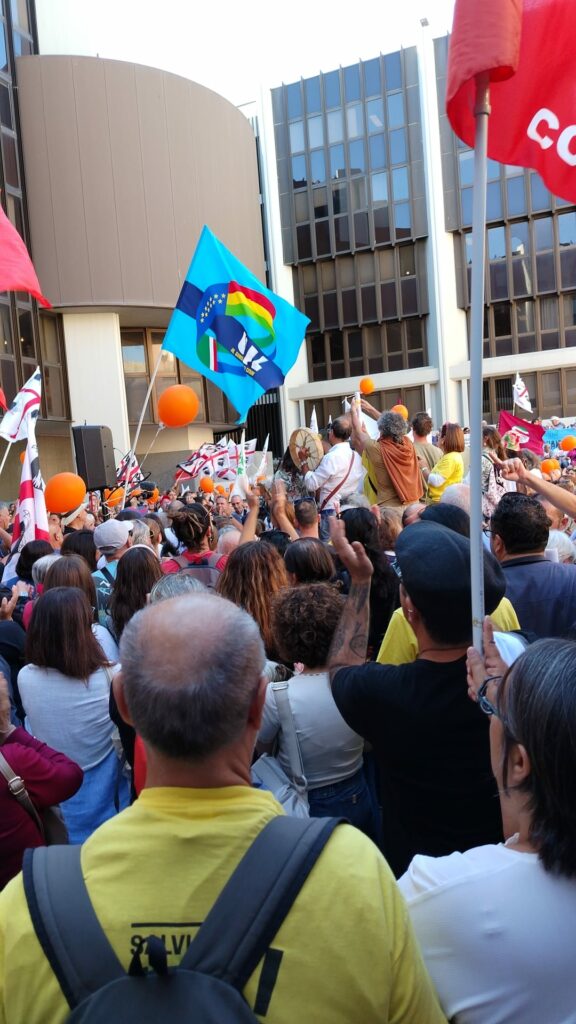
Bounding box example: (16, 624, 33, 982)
(447, 0, 576, 205)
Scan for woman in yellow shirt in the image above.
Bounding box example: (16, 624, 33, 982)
(420, 422, 465, 503)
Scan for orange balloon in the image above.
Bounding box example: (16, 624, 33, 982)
(199, 476, 215, 493)
(45, 472, 87, 514)
(103, 487, 124, 507)
(560, 435, 576, 451)
(19, 451, 25, 463)
(157, 385, 199, 428)
(541, 458, 560, 475)
(146, 487, 160, 505)
(215, 484, 226, 495)
(359, 377, 375, 395)
(391, 404, 409, 420)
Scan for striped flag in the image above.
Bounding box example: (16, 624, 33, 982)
(0, 367, 42, 443)
(3, 408, 49, 583)
(116, 450, 143, 488)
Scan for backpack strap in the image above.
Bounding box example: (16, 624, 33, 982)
(99, 565, 116, 586)
(180, 815, 342, 992)
(22, 845, 125, 1010)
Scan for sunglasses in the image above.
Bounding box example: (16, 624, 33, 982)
(477, 675, 503, 717)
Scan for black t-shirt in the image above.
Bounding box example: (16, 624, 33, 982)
(332, 656, 502, 876)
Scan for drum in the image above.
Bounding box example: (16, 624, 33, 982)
(289, 427, 324, 472)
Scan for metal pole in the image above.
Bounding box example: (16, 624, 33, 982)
(119, 352, 163, 510)
(469, 75, 490, 651)
(0, 441, 12, 480)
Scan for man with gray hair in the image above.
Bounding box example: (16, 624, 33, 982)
(351, 403, 423, 509)
(0, 590, 446, 1023)
(440, 483, 471, 514)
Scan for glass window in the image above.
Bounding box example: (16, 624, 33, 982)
(0, 83, 11, 128)
(354, 211, 370, 248)
(40, 316, 60, 363)
(458, 150, 474, 187)
(346, 103, 363, 139)
(17, 309, 35, 360)
(559, 212, 576, 247)
(516, 299, 535, 333)
(461, 187, 473, 225)
(0, 23, 8, 74)
(334, 216, 350, 252)
(292, 155, 307, 189)
(406, 320, 423, 352)
(361, 285, 377, 321)
(395, 202, 411, 239)
(339, 256, 355, 288)
(327, 109, 344, 143)
(289, 121, 304, 153)
(400, 245, 415, 276)
(563, 294, 576, 327)
(540, 296, 559, 329)
(322, 260, 335, 293)
(302, 265, 317, 294)
(366, 325, 384, 372)
(486, 181, 502, 220)
(374, 205, 390, 244)
(297, 223, 312, 259)
(11, 0, 30, 32)
(0, 304, 12, 354)
(324, 294, 338, 329)
(363, 58, 381, 97)
(294, 191, 309, 223)
(304, 294, 319, 328)
(1, 132, 18, 188)
(493, 303, 511, 337)
(315, 220, 330, 257)
(490, 262, 509, 300)
(389, 128, 407, 166)
(329, 330, 345, 377)
(541, 371, 561, 411)
(369, 134, 386, 169)
(310, 149, 326, 184)
(308, 115, 323, 148)
(488, 226, 506, 260)
(342, 288, 357, 323)
(332, 182, 347, 214)
(381, 282, 397, 318)
(506, 176, 526, 217)
(387, 92, 404, 128)
(125, 377, 152, 423)
(535, 216, 553, 251)
(310, 335, 327, 381)
(349, 140, 365, 175)
(510, 222, 530, 255)
(487, 159, 501, 182)
(371, 172, 388, 204)
(560, 249, 576, 289)
(384, 52, 402, 91)
(343, 64, 361, 102)
(324, 70, 340, 109)
(392, 166, 409, 201)
(313, 187, 328, 219)
(329, 144, 345, 179)
(357, 252, 374, 284)
(379, 249, 395, 279)
(122, 338, 147, 373)
(12, 33, 32, 57)
(530, 172, 550, 212)
(286, 82, 302, 120)
(6, 193, 23, 237)
(512, 257, 532, 296)
(0, 358, 16, 405)
(505, 164, 523, 177)
(536, 252, 556, 292)
(350, 178, 366, 211)
(348, 329, 364, 373)
(366, 98, 385, 133)
(305, 76, 321, 113)
(401, 277, 418, 315)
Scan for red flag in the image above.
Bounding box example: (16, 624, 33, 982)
(447, 0, 576, 205)
(0, 388, 7, 412)
(498, 411, 544, 456)
(0, 205, 51, 308)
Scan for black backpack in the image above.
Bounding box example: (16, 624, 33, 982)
(23, 815, 342, 1022)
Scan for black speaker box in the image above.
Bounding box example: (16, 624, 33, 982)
(72, 425, 117, 490)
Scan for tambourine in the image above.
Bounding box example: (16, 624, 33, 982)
(289, 427, 324, 472)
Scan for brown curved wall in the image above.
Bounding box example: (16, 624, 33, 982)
(16, 55, 265, 308)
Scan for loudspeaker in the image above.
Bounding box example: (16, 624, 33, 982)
(72, 425, 117, 490)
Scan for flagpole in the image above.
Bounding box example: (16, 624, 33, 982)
(469, 74, 490, 651)
(0, 440, 12, 480)
(119, 352, 164, 510)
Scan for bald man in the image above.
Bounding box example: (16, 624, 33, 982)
(0, 594, 446, 1024)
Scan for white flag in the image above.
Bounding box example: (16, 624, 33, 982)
(0, 367, 41, 443)
(231, 430, 250, 498)
(513, 373, 532, 414)
(250, 434, 269, 483)
(3, 411, 49, 583)
(309, 406, 318, 434)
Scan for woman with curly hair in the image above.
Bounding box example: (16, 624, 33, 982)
(257, 583, 379, 839)
(108, 546, 162, 642)
(161, 503, 227, 586)
(217, 541, 288, 660)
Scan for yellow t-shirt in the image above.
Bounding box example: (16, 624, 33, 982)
(0, 786, 446, 1024)
(426, 451, 464, 503)
(377, 598, 521, 666)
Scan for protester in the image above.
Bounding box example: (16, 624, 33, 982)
(217, 541, 288, 661)
(0, 592, 446, 1023)
(284, 538, 336, 585)
(337, 507, 399, 659)
(377, 507, 403, 557)
(108, 547, 163, 642)
(17, 587, 129, 843)
(212, 494, 241, 533)
(161, 504, 227, 585)
(92, 519, 134, 623)
(420, 422, 465, 503)
(258, 583, 379, 838)
(328, 518, 504, 876)
(297, 416, 363, 540)
(481, 425, 506, 522)
(411, 412, 442, 471)
(0, 673, 82, 890)
(43, 554, 120, 662)
(400, 628, 576, 1023)
(47, 512, 64, 552)
(230, 494, 247, 523)
(351, 406, 423, 509)
(293, 496, 319, 538)
(149, 573, 207, 602)
(61, 501, 89, 535)
(60, 528, 98, 572)
(129, 519, 155, 549)
(11, 540, 52, 587)
(546, 528, 576, 563)
(216, 525, 240, 556)
(258, 529, 292, 555)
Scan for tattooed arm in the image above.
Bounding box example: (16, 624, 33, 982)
(327, 517, 373, 684)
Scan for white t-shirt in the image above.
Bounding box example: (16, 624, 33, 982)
(92, 623, 120, 663)
(18, 664, 118, 770)
(399, 843, 576, 1024)
(258, 671, 363, 789)
(304, 443, 364, 510)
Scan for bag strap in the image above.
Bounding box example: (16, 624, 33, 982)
(22, 845, 125, 1010)
(319, 452, 356, 512)
(174, 552, 220, 569)
(99, 565, 115, 586)
(271, 683, 306, 789)
(0, 749, 44, 837)
(181, 815, 342, 991)
(23, 815, 342, 1009)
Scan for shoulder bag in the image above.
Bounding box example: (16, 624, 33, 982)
(0, 748, 68, 844)
(252, 682, 309, 818)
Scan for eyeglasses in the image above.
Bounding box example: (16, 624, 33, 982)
(477, 675, 503, 717)
(390, 558, 402, 580)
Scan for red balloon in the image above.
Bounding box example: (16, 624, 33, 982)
(157, 385, 199, 428)
(45, 472, 87, 514)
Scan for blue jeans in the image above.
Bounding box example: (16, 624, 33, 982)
(319, 508, 336, 542)
(307, 767, 380, 842)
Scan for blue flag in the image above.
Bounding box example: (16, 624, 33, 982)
(163, 226, 310, 422)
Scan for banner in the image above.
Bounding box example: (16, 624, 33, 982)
(3, 411, 49, 583)
(498, 410, 544, 455)
(0, 367, 42, 443)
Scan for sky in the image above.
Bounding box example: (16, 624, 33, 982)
(36, 0, 456, 107)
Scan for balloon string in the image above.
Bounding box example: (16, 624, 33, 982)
(138, 425, 164, 472)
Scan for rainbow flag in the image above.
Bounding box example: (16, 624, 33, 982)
(162, 226, 309, 422)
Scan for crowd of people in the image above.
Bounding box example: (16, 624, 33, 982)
(0, 402, 575, 1022)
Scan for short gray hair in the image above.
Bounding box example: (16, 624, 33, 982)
(149, 573, 207, 602)
(546, 529, 576, 563)
(441, 483, 471, 513)
(32, 553, 61, 584)
(217, 527, 240, 555)
(377, 411, 407, 443)
(120, 593, 265, 759)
